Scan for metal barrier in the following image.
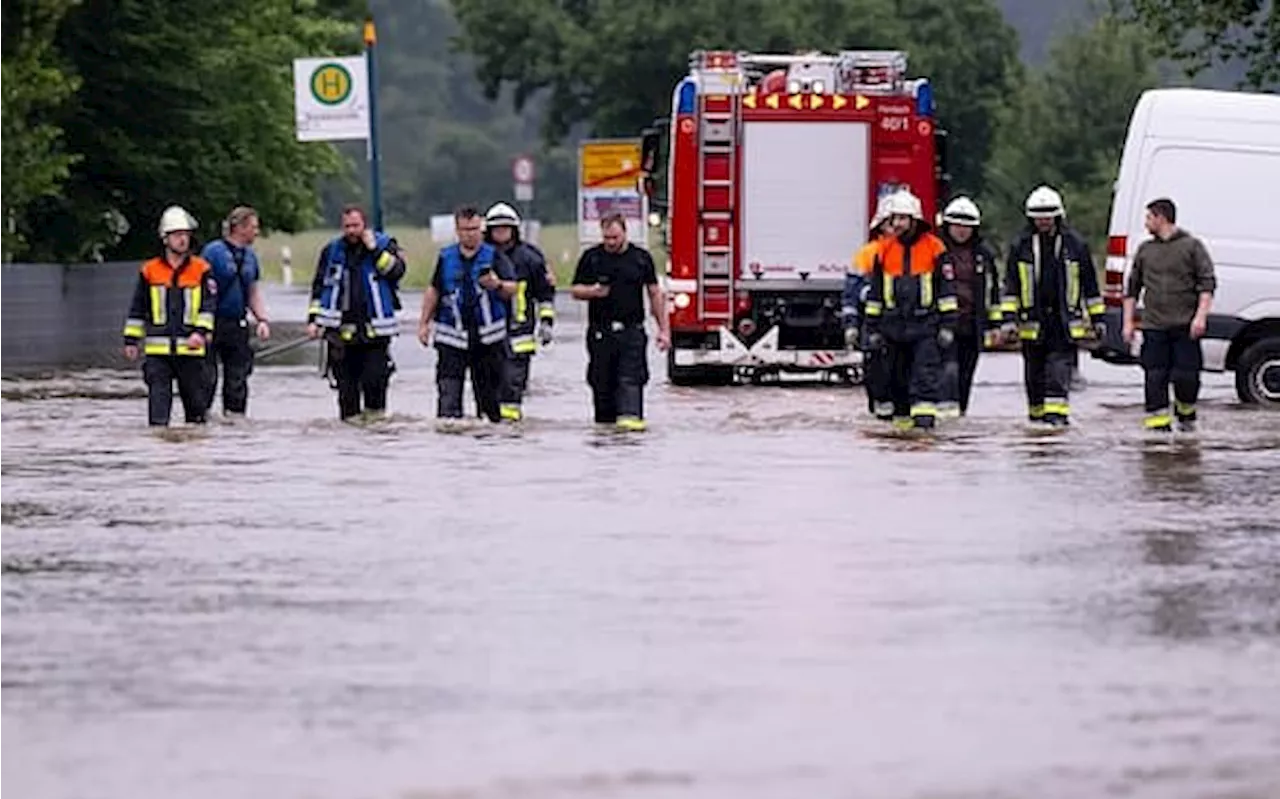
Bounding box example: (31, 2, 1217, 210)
(2, 262, 139, 375)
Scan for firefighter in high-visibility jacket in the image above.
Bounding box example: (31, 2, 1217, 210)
(122, 205, 217, 426)
(842, 193, 898, 417)
(1000, 186, 1105, 427)
(484, 202, 556, 422)
(862, 189, 958, 430)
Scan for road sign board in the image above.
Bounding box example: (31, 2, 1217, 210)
(514, 182, 534, 202)
(579, 140, 643, 189)
(512, 155, 535, 185)
(293, 56, 370, 142)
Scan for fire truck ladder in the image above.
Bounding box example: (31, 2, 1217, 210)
(696, 90, 738, 325)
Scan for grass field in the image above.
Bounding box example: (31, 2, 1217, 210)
(257, 223, 655, 289)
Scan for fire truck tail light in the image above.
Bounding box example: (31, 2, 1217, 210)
(673, 292, 692, 309)
(737, 318, 757, 337)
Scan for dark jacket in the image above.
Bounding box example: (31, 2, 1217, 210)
(1124, 228, 1216, 330)
(939, 229, 1001, 335)
(864, 223, 958, 340)
(1002, 223, 1103, 342)
(489, 235, 555, 353)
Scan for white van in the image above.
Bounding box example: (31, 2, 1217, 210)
(1094, 87, 1280, 406)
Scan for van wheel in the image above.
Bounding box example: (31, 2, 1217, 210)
(1235, 337, 1280, 407)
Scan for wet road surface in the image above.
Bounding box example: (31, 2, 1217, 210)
(4, 286, 1280, 799)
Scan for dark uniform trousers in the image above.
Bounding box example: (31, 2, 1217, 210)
(205, 316, 254, 414)
(1022, 320, 1075, 421)
(942, 331, 982, 415)
(884, 330, 943, 421)
(861, 342, 892, 418)
(587, 323, 648, 426)
(329, 336, 392, 420)
(499, 348, 532, 419)
(437, 342, 504, 422)
(145, 356, 208, 426)
(1140, 325, 1202, 423)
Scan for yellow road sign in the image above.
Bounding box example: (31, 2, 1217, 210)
(579, 140, 643, 189)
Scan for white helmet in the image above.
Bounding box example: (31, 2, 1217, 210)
(882, 189, 924, 221)
(484, 202, 521, 228)
(870, 194, 893, 230)
(1024, 185, 1065, 219)
(158, 205, 197, 238)
(942, 196, 981, 226)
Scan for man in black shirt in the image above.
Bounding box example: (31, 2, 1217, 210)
(570, 213, 670, 431)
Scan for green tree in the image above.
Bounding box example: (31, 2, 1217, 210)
(450, 0, 1019, 195)
(367, 0, 579, 226)
(22, 0, 358, 262)
(1, 0, 81, 259)
(1117, 0, 1279, 89)
(983, 14, 1158, 248)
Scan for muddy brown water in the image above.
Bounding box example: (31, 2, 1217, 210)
(3, 287, 1280, 799)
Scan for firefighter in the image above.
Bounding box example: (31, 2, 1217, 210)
(570, 212, 670, 431)
(418, 205, 518, 423)
(1122, 197, 1217, 432)
(200, 206, 271, 418)
(842, 194, 897, 418)
(937, 196, 1003, 417)
(306, 204, 407, 421)
(999, 186, 1105, 427)
(121, 205, 217, 427)
(484, 202, 556, 422)
(862, 189, 958, 430)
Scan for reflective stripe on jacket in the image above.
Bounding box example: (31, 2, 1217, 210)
(500, 240, 553, 354)
(1001, 226, 1104, 341)
(863, 231, 958, 332)
(940, 233, 1003, 332)
(310, 232, 401, 339)
(435, 243, 507, 350)
(122, 255, 216, 357)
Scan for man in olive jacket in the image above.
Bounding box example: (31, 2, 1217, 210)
(1122, 197, 1217, 432)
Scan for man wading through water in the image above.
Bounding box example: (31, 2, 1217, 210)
(570, 213, 670, 431)
(307, 205, 407, 421)
(201, 206, 271, 418)
(1123, 197, 1217, 432)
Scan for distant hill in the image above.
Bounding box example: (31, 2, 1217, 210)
(998, 0, 1254, 88)
(999, 0, 1094, 63)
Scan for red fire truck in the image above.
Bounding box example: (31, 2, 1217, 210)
(640, 49, 950, 385)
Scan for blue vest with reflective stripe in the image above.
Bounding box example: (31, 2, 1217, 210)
(434, 243, 507, 349)
(316, 233, 398, 337)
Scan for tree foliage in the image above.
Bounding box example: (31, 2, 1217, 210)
(9, 0, 359, 262)
(451, 0, 1020, 194)
(983, 14, 1158, 247)
(1, 0, 81, 258)
(367, 0, 580, 227)
(1117, 0, 1279, 89)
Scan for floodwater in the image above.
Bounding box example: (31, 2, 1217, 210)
(4, 286, 1280, 799)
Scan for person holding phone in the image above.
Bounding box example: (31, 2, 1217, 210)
(418, 205, 517, 423)
(570, 213, 670, 431)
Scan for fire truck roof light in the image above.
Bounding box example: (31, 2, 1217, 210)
(915, 79, 933, 118)
(676, 80, 696, 114)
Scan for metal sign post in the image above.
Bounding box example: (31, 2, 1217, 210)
(512, 155, 535, 224)
(364, 17, 384, 231)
